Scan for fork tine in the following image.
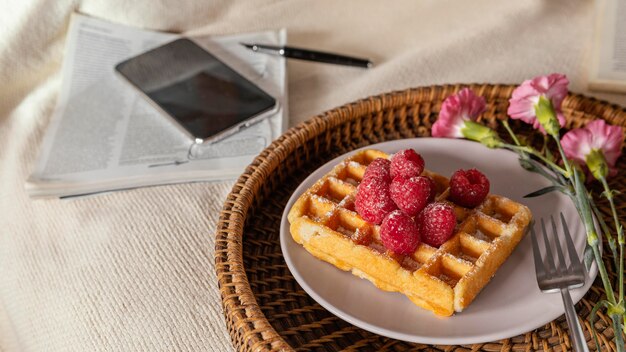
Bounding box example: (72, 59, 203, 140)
(533, 215, 587, 351)
(560, 212, 583, 267)
(541, 218, 557, 274)
(530, 223, 546, 278)
(551, 215, 568, 272)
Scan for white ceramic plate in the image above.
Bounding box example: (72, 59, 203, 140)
(279, 138, 597, 345)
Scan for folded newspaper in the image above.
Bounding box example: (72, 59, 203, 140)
(26, 14, 287, 198)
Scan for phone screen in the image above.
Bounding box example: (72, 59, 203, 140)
(115, 38, 277, 142)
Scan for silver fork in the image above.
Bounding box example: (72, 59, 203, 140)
(530, 213, 589, 352)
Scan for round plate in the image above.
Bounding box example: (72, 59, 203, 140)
(280, 138, 597, 345)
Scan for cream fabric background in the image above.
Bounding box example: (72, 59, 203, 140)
(2, 1, 626, 350)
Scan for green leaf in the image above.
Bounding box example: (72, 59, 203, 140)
(524, 186, 561, 198)
(518, 157, 535, 171)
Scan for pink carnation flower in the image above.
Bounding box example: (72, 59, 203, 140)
(507, 73, 569, 134)
(432, 88, 486, 138)
(561, 119, 624, 177)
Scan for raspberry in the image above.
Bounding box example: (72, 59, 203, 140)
(380, 210, 420, 255)
(363, 158, 391, 182)
(449, 168, 490, 208)
(425, 176, 437, 203)
(390, 149, 425, 179)
(389, 176, 432, 216)
(355, 176, 397, 224)
(418, 202, 456, 248)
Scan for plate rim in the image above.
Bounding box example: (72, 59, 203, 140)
(280, 137, 598, 345)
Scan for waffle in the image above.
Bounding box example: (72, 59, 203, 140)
(287, 149, 532, 316)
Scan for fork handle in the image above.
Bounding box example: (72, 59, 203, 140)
(561, 288, 589, 352)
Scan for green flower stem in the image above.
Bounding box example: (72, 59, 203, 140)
(589, 196, 619, 272)
(499, 120, 566, 181)
(501, 120, 522, 146)
(617, 254, 622, 304)
(554, 136, 574, 182)
(500, 122, 624, 348)
(612, 314, 625, 352)
(569, 145, 623, 350)
(600, 177, 625, 246)
(601, 176, 624, 305)
(550, 137, 616, 303)
(592, 243, 617, 305)
(527, 156, 566, 186)
(503, 144, 568, 176)
(573, 169, 617, 307)
(499, 121, 561, 182)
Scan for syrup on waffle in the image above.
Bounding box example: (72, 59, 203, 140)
(288, 149, 532, 316)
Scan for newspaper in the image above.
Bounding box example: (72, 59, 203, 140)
(26, 14, 287, 198)
(589, 0, 626, 93)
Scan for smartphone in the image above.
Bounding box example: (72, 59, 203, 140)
(115, 38, 278, 144)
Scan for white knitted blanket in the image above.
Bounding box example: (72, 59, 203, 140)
(1, 1, 625, 350)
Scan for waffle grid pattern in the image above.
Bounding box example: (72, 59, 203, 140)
(288, 149, 532, 316)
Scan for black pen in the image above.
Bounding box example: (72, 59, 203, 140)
(241, 43, 373, 69)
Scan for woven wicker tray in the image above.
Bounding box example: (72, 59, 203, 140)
(215, 84, 626, 351)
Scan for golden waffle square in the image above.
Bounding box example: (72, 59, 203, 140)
(287, 149, 532, 316)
